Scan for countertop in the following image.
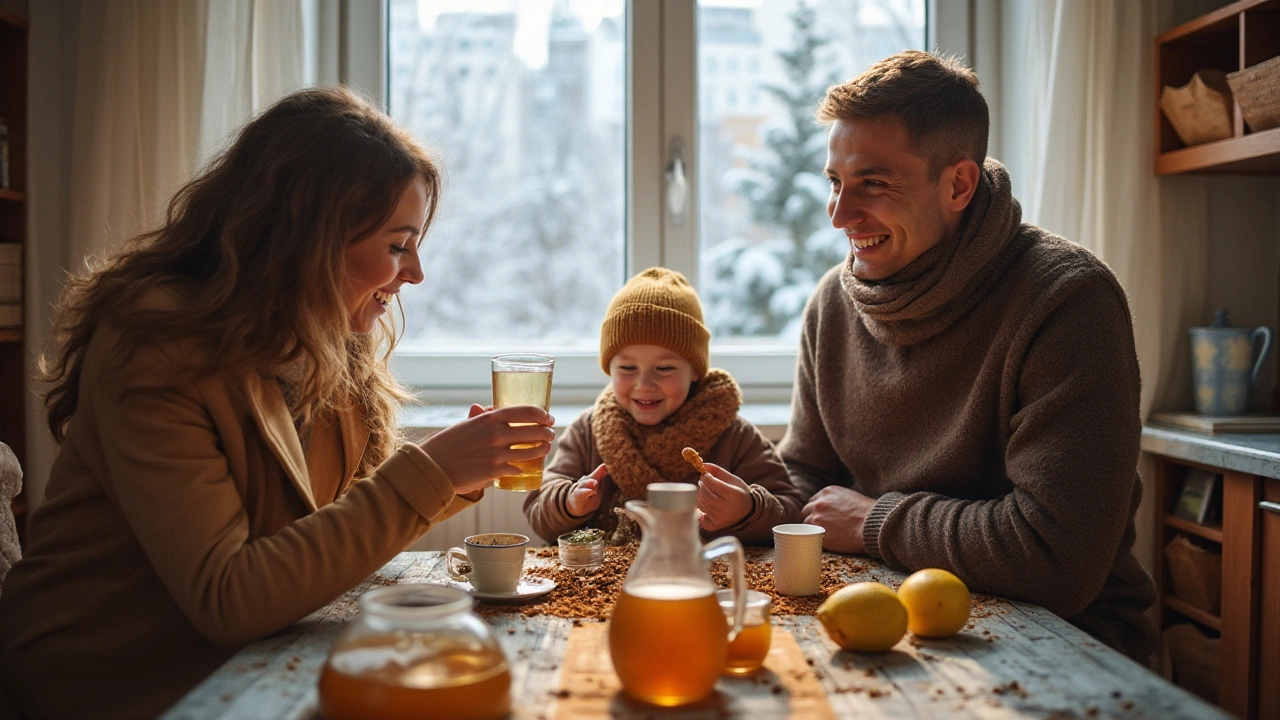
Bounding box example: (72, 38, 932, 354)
(1142, 424, 1280, 479)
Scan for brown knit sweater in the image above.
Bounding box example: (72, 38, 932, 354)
(778, 159, 1156, 663)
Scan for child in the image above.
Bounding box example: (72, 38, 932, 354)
(524, 267, 801, 544)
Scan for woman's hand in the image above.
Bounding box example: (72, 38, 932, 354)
(697, 463, 754, 532)
(566, 464, 607, 517)
(420, 404, 555, 496)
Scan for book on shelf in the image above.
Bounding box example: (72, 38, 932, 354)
(1149, 410, 1280, 434)
(1172, 468, 1222, 525)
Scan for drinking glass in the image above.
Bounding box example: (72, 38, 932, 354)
(717, 589, 772, 675)
(490, 353, 554, 491)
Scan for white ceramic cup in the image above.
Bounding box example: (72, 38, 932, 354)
(772, 523, 825, 596)
(446, 533, 529, 594)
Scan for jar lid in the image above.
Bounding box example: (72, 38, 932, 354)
(647, 482, 697, 510)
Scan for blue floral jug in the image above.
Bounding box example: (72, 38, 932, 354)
(1189, 310, 1272, 416)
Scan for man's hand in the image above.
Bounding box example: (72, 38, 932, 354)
(801, 486, 876, 554)
(697, 464, 754, 532)
(566, 464, 607, 517)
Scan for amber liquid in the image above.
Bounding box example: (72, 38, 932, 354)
(318, 636, 510, 720)
(724, 621, 771, 675)
(609, 583, 728, 706)
(492, 368, 552, 491)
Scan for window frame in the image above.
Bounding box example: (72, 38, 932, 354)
(360, 0, 963, 407)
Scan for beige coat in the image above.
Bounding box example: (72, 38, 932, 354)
(0, 321, 475, 719)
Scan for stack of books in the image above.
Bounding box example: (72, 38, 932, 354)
(0, 243, 19, 327)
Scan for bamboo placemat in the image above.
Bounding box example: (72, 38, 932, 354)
(552, 623, 835, 719)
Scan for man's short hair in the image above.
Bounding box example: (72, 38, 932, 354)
(816, 50, 989, 179)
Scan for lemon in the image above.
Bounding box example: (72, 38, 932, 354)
(815, 582, 907, 652)
(897, 568, 971, 638)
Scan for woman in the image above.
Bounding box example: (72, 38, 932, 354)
(0, 87, 555, 719)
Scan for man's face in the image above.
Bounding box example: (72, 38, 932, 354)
(824, 117, 963, 281)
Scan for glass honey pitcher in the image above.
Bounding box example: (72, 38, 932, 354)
(608, 482, 746, 707)
(318, 584, 510, 720)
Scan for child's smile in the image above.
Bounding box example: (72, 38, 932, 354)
(609, 345, 697, 425)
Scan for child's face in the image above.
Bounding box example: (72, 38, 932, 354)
(609, 345, 696, 426)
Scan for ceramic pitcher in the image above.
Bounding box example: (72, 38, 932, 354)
(1189, 311, 1272, 416)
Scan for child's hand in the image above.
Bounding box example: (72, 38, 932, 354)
(566, 464, 607, 517)
(697, 464, 754, 532)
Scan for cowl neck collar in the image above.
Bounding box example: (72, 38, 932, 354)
(840, 159, 1030, 346)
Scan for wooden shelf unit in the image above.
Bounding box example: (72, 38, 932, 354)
(0, 7, 28, 547)
(1148, 450, 1274, 719)
(1155, 0, 1280, 175)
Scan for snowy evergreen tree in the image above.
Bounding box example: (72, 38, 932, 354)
(704, 1, 847, 339)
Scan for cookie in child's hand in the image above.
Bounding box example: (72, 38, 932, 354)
(682, 446, 705, 474)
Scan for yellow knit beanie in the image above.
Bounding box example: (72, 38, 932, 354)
(600, 267, 710, 378)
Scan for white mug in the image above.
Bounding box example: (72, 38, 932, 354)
(446, 533, 529, 594)
(772, 523, 825, 596)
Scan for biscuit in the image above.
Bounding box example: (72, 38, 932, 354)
(682, 446, 705, 474)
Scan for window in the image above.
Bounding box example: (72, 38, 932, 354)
(381, 0, 931, 406)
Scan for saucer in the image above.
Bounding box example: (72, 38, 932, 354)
(450, 576, 557, 602)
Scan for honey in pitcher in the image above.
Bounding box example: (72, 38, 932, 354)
(724, 621, 771, 675)
(609, 582, 728, 706)
(318, 635, 510, 720)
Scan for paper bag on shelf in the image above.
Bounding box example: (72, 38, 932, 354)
(1160, 70, 1234, 147)
(1164, 534, 1221, 615)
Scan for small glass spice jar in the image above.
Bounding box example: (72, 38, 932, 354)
(557, 528, 605, 574)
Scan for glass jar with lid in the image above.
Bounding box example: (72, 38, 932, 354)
(318, 584, 510, 720)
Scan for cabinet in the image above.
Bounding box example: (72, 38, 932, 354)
(0, 7, 27, 543)
(1144, 426, 1280, 719)
(1155, 0, 1280, 174)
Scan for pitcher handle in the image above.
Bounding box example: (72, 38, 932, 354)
(702, 536, 745, 641)
(445, 547, 472, 583)
(1251, 326, 1273, 384)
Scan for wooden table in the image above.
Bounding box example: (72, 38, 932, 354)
(162, 551, 1229, 720)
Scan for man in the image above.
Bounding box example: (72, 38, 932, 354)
(778, 50, 1156, 663)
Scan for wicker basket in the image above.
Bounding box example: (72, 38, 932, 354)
(1160, 70, 1233, 146)
(1227, 55, 1280, 133)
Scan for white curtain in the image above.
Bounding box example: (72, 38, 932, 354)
(25, 0, 311, 511)
(993, 0, 1217, 572)
(996, 0, 1191, 422)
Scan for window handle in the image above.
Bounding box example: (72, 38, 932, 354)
(665, 137, 688, 226)
(1261, 501, 1280, 515)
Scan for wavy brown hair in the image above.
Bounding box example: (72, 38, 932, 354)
(42, 87, 440, 473)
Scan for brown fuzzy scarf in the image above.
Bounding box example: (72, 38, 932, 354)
(591, 369, 741, 540)
(840, 158, 1028, 347)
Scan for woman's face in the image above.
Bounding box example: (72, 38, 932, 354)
(343, 177, 428, 334)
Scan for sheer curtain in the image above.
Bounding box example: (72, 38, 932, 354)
(993, 0, 1213, 571)
(24, 0, 312, 510)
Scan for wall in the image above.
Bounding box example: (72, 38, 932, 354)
(23, 0, 79, 509)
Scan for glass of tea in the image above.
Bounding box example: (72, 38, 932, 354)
(490, 353, 554, 491)
(318, 584, 511, 720)
(717, 589, 772, 675)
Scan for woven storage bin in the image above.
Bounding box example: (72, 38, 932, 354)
(1160, 70, 1233, 146)
(1165, 534, 1221, 614)
(1161, 623, 1219, 704)
(1227, 55, 1280, 133)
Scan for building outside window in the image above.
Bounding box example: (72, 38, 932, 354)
(385, 0, 926, 406)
